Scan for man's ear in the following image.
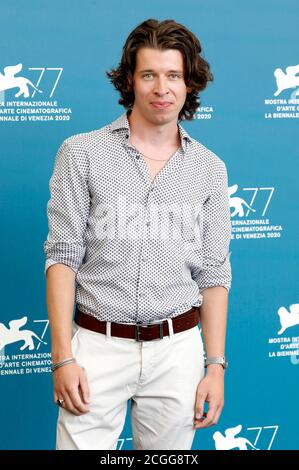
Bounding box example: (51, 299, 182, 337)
(186, 86, 193, 94)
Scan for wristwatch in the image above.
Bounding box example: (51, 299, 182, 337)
(204, 356, 228, 370)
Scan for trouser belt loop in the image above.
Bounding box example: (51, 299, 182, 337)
(166, 318, 174, 339)
(106, 321, 112, 340)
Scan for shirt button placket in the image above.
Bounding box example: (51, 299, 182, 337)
(136, 193, 152, 322)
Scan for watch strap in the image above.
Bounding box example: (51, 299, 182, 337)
(204, 356, 228, 369)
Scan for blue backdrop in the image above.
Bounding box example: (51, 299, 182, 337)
(0, 0, 298, 450)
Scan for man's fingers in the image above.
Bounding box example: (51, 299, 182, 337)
(68, 386, 90, 414)
(194, 402, 220, 429)
(201, 404, 217, 427)
(61, 392, 82, 416)
(79, 368, 90, 404)
(55, 389, 88, 416)
(194, 392, 206, 420)
(212, 407, 222, 425)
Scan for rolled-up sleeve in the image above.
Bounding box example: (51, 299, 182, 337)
(43, 139, 90, 276)
(194, 161, 232, 293)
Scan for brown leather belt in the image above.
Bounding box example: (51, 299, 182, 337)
(74, 305, 200, 342)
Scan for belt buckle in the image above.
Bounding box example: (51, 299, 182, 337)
(135, 322, 164, 342)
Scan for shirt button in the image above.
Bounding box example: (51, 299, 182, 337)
(135, 155, 140, 160)
(125, 134, 129, 139)
(150, 187, 154, 192)
(146, 221, 150, 226)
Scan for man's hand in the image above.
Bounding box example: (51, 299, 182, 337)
(193, 366, 225, 429)
(53, 363, 91, 416)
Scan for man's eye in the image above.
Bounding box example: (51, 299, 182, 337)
(143, 73, 153, 79)
(169, 74, 181, 79)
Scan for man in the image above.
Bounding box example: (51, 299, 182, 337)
(44, 18, 232, 450)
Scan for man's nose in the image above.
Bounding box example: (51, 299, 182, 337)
(154, 77, 169, 95)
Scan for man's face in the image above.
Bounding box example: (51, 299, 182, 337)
(131, 47, 192, 125)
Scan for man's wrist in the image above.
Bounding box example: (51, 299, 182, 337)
(52, 351, 72, 363)
(51, 357, 76, 372)
(205, 363, 225, 375)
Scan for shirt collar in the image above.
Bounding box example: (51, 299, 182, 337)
(110, 110, 192, 156)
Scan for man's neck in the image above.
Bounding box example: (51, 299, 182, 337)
(127, 108, 180, 148)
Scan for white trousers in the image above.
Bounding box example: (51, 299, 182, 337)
(56, 317, 205, 450)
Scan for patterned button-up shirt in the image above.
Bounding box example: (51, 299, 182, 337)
(44, 110, 232, 324)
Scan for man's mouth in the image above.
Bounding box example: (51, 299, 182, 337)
(150, 101, 172, 109)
